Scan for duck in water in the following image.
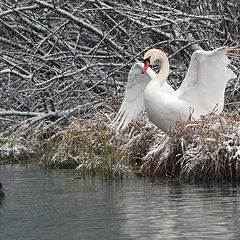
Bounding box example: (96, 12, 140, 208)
(0, 183, 8, 198)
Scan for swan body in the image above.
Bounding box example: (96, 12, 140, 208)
(112, 47, 236, 132)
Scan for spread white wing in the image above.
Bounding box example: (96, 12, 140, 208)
(175, 47, 236, 115)
(112, 62, 173, 130)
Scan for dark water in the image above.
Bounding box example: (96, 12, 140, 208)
(0, 164, 240, 240)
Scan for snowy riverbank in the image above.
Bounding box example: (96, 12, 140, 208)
(1, 107, 240, 183)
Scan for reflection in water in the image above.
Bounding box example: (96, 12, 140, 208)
(121, 183, 240, 239)
(0, 163, 240, 240)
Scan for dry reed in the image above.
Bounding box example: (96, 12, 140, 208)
(1, 107, 240, 183)
(141, 113, 240, 183)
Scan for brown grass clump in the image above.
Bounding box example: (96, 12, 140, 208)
(41, 108, 156, 178)
(141, 113, 240, 183)
(39, 108, 240, 182)
(40, 109, 128, 178)
(2, 105, 239, 183)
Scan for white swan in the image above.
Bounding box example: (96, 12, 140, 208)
(112, 47, 236, 132)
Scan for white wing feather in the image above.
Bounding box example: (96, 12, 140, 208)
(175, 47, 236, 115)
(111, 62, 154, 130)
(112, 62, 174, 130)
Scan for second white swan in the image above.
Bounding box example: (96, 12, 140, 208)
(112, 47, 236, 132)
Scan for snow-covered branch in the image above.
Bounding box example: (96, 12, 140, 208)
(0, 0, 239, 130)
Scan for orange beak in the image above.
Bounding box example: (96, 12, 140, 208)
(142, 61, 150, 73)
(1, 186, 8, 191)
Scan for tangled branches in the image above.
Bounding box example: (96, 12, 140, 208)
(0, 0, 239, 130)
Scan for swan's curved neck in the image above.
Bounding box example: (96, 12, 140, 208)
(146, 49, 169, 87)
(153, 50, 169, 87)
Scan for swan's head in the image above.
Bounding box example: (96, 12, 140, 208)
(142, 49, 168, 73)
(142, 56, 151, 74)
(142, 49, 156, 73)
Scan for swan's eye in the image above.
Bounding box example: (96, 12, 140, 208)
(143, 56, 151, 65)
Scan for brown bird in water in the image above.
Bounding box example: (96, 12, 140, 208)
(0, 182, 8, 198)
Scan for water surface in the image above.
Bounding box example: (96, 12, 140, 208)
(0, 163, 240, 240)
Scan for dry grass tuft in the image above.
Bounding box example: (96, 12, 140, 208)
(141, 113, 240, 183)
(0, 129, 35, 163)
(39, 108, 162, 178)
(41, 108, 143, 178)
